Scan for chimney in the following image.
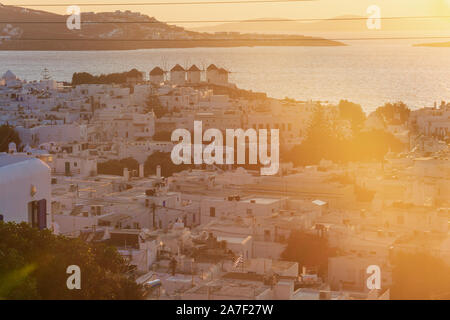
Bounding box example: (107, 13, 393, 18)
(156, 165, 161, 178)
(123, 168, 129, 181)
(139, 163, 144, 178)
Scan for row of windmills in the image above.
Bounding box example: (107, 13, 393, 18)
(149, 64, 229, 86)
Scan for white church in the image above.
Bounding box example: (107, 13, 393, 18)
(0, 145, 51, 229)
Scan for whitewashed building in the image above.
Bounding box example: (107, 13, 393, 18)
(0, 154, 51, 228)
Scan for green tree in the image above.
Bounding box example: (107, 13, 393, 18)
(97, 157, 139, 176)
(0, 222, 143, 300)
(152, 131, 172, 141)
(284, 105, 344, 166)
(145, 94, 167, 118)
(338, 100, 366, 133)
(391, 251, 450, 300)
(72, 69, 143, 85)
(144, 152, 191, 177)
(350, 129, 404, 161)
(281, 230, 334, 277)
(374, 102, 410, 125)
(0, 125, 21, 152)
(282, 104, 404, 166)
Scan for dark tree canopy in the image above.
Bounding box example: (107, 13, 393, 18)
(391, 251, 450, 300)
(282, 230, 334, 277)
(152, 131, 172, 141)
(97, 157, 140, 176)
(97, 153, 194, 178)
(145, 94, 168, 118)
(0, 125, 21, 152)
(144, 152, 191, 177)
(0, 222, 143, 299)
(282, 103, 404, 166)
(72, 69, 142, 85)
(338, 100, 366, 133)
(374, 102, 411, 125)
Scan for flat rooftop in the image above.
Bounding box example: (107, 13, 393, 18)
(0, 154, 33, 168)
(187, 279, 269, 298)
(241, 198, 281, 205)
(217, 235, 250, 244)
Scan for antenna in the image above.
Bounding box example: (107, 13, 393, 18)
(41, 68, 51, 80)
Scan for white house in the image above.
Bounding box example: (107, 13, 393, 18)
(200, 197, 285, 225)
(16, 124, 88, 146)
(50, 155, 97, 178)
(0, 154, 51, 229)
(328, 255, 391, 292)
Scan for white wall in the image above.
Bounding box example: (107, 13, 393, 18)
(0, 156, 51, 227)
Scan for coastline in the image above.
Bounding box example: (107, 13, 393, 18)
(414, 41, 450, 47)
(0, 38, 345, 51)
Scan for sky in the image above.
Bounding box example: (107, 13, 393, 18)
(3, 0, 450, 23)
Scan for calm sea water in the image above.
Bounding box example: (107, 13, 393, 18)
(1, 42, 449, 113)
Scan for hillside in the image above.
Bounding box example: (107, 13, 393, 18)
(190, 15, 450, 34)
(414, 41, 450, 47)
(0, 5, 343, 50)
(191, 15, 366, 34)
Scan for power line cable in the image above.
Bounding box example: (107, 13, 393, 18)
(1, 36, 450, 41)
(7, 0, 317, 7)
(1, 15, 449, 24)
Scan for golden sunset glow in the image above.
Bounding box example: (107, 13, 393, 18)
(0, 0, 449, 303)
(1, 0, 448, 20)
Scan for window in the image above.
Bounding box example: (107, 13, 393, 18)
(246, 208, 252, 216)
(28, 199, 46, 230)
(210, 207, 216, 217)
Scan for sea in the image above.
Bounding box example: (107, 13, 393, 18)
(1, 41, 449, 113)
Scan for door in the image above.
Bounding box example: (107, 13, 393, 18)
(29, 199, 47, 230)
(38, 199, 47, 230)
(65, 162, 70, 176)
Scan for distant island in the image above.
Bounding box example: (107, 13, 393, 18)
(0, 5, 343, 50)
(414, 42, 450, 47)
(189, 15, 450, 34)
